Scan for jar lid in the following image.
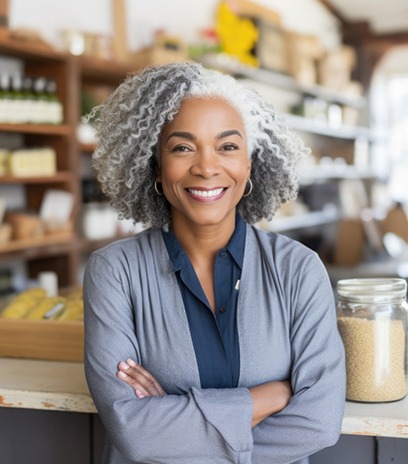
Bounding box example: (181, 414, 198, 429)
(337, 278, 407, 303)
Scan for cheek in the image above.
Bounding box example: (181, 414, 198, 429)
(158, 159, 184, 188)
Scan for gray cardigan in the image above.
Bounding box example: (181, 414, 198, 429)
(84, 225, 345, 464)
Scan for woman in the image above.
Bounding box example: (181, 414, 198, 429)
(84, 61, 345, 464)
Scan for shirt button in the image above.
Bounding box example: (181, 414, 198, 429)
(219, 306, 225, 313)
(220, 251, 227, 258)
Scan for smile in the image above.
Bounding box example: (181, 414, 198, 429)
(188, 188, 224, 198)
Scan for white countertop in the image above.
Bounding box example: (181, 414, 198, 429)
(1, 358, 407, 438)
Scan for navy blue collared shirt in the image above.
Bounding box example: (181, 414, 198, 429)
(162, 214, 246, 389)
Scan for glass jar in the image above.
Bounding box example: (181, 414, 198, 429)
(337, 278, 408, 403)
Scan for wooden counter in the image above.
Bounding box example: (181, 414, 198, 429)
(1, 358, 407, 438)
(0, 358, 95, 413)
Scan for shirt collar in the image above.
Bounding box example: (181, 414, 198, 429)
(162, 213, 247, 272)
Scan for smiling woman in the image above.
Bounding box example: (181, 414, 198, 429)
(83, 62, 346, 464)
(158, 97, 251, 236)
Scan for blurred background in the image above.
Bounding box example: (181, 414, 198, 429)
(1, 1, 408, 463)
(0, 0, 408, 293)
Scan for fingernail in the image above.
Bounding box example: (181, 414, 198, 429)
(120, 361, 129, 370)
(136, 389, 145, 398)
(118, 371, 127, 378)
(127, 358, 136, 367)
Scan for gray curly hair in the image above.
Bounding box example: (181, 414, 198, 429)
(89, 61, 309, 228)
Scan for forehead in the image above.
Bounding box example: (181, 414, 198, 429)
(166, 96, 245, 129)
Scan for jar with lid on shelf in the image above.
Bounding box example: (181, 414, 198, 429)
(337, 278, 408, 403)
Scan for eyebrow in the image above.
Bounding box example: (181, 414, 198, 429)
(165, 129, 243, 143)
(165, 131, 196, 143)
(216, 130, 243, 140)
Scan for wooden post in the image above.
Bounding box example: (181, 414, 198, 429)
(0, 0, 9, 40)
(112, 0, 130, 62)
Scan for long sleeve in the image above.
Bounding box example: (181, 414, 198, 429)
(249, 246, 346, 464)
(83, 243, 254, 464)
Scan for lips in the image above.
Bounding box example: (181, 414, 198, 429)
(186, 187, 226, 202)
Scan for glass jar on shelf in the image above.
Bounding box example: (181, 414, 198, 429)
(337, 278, 408, 403)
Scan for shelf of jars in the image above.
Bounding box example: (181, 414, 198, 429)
(200, 53, 366, 109)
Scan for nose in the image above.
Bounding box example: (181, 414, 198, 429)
(190, 148, 221, 178)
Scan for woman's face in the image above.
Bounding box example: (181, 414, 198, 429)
(158, 97, 251, 230)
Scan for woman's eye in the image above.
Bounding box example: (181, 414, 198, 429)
(171, 145, 191, 153)
(220, 143, 239, 151)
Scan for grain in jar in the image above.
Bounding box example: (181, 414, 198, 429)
(336, 278, 408, 403)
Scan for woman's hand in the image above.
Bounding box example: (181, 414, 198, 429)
(249, 380, 292, 427)
(117, 359, 167, 398)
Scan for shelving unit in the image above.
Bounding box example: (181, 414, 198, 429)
(263, 208, 340, 233)
(0, 36, 138, 290)
(201, 53, 383, 275)
(283, 113, 374, 140)
(200, 53, 366, 108)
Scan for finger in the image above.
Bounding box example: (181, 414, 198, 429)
(126, 359, 167, 396)
(118, 361, 164, 397)
(117, 362, 152, 397)
(117, 370, 149, 398)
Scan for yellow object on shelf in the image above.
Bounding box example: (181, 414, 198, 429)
(8, 147, 56, 177)
(24, 296, 66, 320)
(216, 1, 259, 67)
(1, 288, 47, 319)
(0, 287, 84, 362)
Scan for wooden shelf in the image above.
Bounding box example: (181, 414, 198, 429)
(0, 123, 71, 136)
(200, 53, 366, 109)
(0, 234, 75, 260)
(79, 56, 137, 86)
(0, 172, 73, 184)
(0, 36, 68, 62)
(79, 143, 96, 154)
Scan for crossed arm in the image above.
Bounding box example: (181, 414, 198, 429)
(117, 359, 292, 427)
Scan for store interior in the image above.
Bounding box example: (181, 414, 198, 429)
(1, 0, 408, 463)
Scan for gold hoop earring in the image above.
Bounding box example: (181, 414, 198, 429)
(243, 178, 253, 197)
(154, 180, 164, 196)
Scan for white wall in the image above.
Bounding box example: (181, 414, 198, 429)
(9, 0, 341, 52)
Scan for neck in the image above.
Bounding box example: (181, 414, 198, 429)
(170, 212, 236, 263)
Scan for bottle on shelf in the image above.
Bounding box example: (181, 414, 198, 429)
(22, 76, 36, 124)
(0, 73, 13, 123)
(45, 79, 63, 125)
(32, 76, 48, 124)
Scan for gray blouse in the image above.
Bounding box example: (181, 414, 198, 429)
(83, 225, 346, 464)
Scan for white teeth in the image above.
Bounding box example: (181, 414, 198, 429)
(189, 188, 224, 198)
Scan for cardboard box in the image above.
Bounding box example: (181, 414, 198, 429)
(333, 219, 365, 266)
(230, 0, 281, 25)
(318, 45, 357, 90)
(381, 205, 408, 242)
(0, 319, 84, 362)
(256, 22, 287, 73)
(285, 31, 324, 85)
